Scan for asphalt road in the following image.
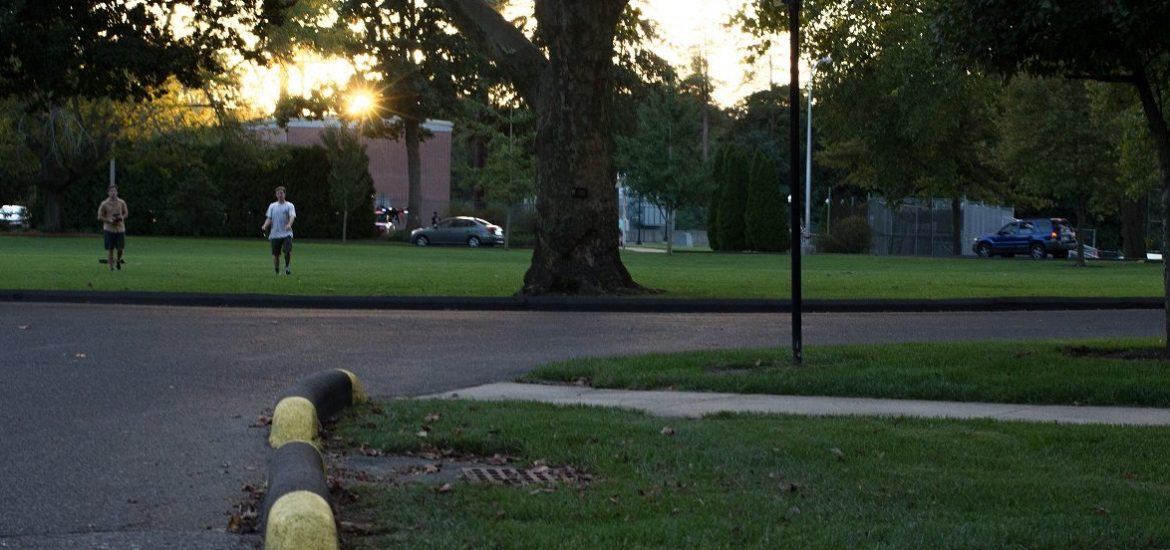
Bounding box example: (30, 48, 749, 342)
(0, 302, 1161, 547)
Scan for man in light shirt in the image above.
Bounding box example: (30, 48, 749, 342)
(261, 186, 297, 275)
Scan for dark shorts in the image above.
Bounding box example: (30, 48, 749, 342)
(103, 231, 125, 251)
(270, 236, 293, 256)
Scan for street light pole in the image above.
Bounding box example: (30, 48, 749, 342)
(804, 55, 830, 252)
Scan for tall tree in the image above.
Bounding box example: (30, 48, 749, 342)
(723, 85, 794, 173)
(9, 98, 123, 232)
(617, 81, 708, 255)
(738, 0, 1003, 256)
(0, 101, 36, 205)
(745, 152, 790, 252)
(706, 145, 729, 251)
(1095, 86, 1159, 260)
(320, 125, 375, 243)
(932, 0, 1170, 353)
(458, 102, 536, 249)
(438, 0, 647, 295)
(337, 0, 484, 231)
(680, 55, 716, 164)
(716, 147, 750, 251)
(998, 77, 1117, 266)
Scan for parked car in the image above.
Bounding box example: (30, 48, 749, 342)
(972, 218, 1077, 259)
(411, 216, 503, 247)
(0, 205, 30, 229)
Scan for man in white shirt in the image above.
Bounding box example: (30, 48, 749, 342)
(261, 186, 297, 275)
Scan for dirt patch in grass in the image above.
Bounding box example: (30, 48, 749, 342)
(1063, 346, 1169, 361)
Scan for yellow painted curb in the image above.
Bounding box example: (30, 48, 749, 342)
(269, 396, 317, 448)
(264, 490, 338, 550)
(337, 369, 367, 404)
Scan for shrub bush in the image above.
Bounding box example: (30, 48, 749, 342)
(818, 215, 872, 254)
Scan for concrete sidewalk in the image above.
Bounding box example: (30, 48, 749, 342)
(424, 383, 1170, 426)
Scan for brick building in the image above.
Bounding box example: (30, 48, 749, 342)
(255, 118, 453, 219)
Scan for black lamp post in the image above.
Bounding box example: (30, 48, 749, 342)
(784, 0, 802, 364)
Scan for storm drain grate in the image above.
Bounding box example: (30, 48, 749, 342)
(461, 467, 570, 485)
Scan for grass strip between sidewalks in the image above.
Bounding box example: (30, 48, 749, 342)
(521, 338, 1170, 407)
(329, 338, 1170, 548)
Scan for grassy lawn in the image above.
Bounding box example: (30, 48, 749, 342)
(331, 398, 1170, 548)
(0, 234, 1161, 299)
(521, 338, 1170, 407)
(331, 338, 1170, 548)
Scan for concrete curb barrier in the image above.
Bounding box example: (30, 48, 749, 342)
(262, 442, 336, 550)
(262, 369, 365, 550)
(270, 369, 366, 448)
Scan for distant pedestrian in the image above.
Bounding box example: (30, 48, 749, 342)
(97, 184, 128, 271)
(262, 186, 296, 275)
(388, 207, 398, 229)
(431, 211, 439, 226)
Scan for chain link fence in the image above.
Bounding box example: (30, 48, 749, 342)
(867, 198, 1015, 256)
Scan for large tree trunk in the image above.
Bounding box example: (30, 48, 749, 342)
(40, 184, 65, 233)
(1131, 67, 1170, 355)
(439, 0, 647, 295)
(1120, 196, 1148, 260)
(523, 0, 640, 294)
(22, 101, 115, 233)
(405, 118, 423, 231)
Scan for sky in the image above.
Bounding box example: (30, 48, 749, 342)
(240, 0, 787, 113)
(635, 0, 786, 106)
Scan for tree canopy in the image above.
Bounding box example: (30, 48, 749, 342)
(0, 0, 290, 104)
(617, 81, 708, 255)
(932, 0, 1170, 351)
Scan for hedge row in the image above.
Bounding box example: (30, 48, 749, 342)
(46, 134, 377, 240)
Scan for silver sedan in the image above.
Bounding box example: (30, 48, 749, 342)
(410, 216, 504, 247)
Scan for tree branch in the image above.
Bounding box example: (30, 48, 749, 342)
(436, 0, 546, 105)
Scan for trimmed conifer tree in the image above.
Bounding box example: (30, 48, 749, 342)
(745, 152, 790, 252)
(716, 146, 749, 251)
(706, 146, 729, 251)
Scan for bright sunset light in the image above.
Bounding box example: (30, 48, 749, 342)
(238, 0, 785, 115)
(345, 88, 376, 117)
